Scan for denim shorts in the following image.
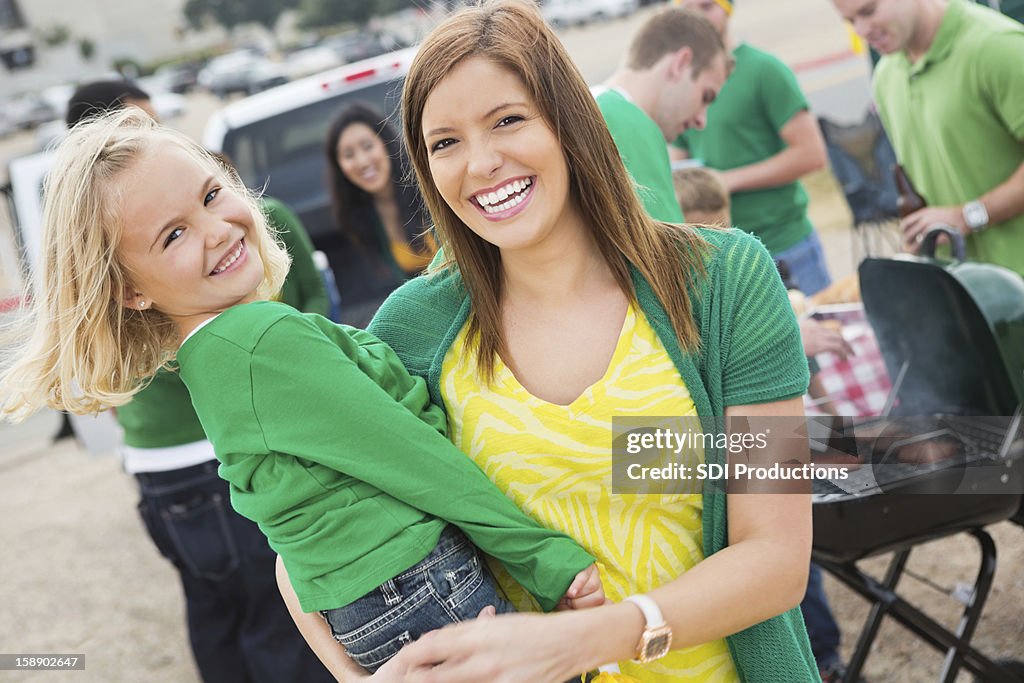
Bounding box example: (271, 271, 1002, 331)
(321, 525, 515, 672)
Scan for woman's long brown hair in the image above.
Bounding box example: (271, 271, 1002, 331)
(402, 0, 708, 381)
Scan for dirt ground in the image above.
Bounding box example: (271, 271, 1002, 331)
(1, 172, 1021, 682)
(3, 412, 1023, 683)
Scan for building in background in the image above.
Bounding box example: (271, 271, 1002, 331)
(0, 0, 33, 71)
(1, 0, 230, 93)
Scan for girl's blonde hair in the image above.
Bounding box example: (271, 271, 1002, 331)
(0, 109, 289, 420)
(402, 0, 708, 380)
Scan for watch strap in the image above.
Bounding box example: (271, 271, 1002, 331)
(623, 594, 666, 628)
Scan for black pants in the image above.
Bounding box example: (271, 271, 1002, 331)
(801, 563, 841, 670)
(135, 460, 333, 683)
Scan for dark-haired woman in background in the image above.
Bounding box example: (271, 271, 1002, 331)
(322, 103, 436, 326)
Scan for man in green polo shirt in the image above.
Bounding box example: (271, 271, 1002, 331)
(835, 0, 1024, 276)
(671, 0, 832, 296)
(594, 6, 730, 223)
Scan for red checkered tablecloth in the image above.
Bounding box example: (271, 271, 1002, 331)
(804, 308, 892, 418)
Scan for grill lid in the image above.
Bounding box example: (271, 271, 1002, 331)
(859, 227, 1024, 415)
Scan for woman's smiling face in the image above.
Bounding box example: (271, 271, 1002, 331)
(336, 122, 393, 196)
(421, 57, 585, 254)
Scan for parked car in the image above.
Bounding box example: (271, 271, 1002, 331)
(151, 63, 201, 94)
(0, 107, 16, 138)
(202, 47, 417, 244)
(324, 31, 407, 64)
(541, 0, 639, 28)
(198, 50, 288, 98)
(283, 46, 343, 81)
(150, 91, 187, 120)
(242, 60, 290, 95)
(7, 94, 58, 130)
(38, 83, 76, 122)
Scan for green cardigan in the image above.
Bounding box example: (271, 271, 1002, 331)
(369, 228, 818, 681)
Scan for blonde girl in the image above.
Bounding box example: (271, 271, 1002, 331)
(0, 109, 602, 675)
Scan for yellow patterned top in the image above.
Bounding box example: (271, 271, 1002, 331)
(440, 304, 739, 682)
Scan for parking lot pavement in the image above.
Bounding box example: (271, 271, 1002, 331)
(1, 409, 60, 463)
(0, 411, 199, 683)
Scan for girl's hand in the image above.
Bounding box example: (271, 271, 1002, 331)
(402, 612, 589, 683)
(556, 563, 606, 610)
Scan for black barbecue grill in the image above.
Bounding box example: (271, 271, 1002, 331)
(810, 227, 1024, 682)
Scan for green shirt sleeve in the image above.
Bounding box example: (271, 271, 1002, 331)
(250, 315, 594, 610)
(597, 90, 685, 223)
(977, 31, 1024, 140)
(758, 54, 809, 133)
(323, 323, 449, 438)
(264, 197, 330, 317)
(716, 232, 810, 405)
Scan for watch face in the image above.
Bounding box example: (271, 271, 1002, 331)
(638, 628, 673, 662)
(964, 201, 988, 230)
(646, 634, 671, 657)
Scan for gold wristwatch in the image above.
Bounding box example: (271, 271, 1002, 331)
(623, 594, 673, 663)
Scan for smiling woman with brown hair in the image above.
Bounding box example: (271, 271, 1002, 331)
(280, 1, 818, 680)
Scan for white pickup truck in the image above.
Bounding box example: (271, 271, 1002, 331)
(202, 46, 417, 243)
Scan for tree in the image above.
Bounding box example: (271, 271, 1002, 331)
(37, 23, 70, 47)
(374, 0, 422, 13)
(78, 37, 95, 61)
(296, 0, 374, 30)
(183, 0, 299, 33)
(295, 0, 424, 30)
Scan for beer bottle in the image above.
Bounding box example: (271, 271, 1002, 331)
(893, 164, 927, 218)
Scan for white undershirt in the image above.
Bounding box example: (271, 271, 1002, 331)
(121, 439, 217, 474)
(180, 313, 220, 348)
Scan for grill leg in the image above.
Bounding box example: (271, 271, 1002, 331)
(819, 529, 1018, 683)
(842, 548, 912, 683)
(938, 528, 997, 683)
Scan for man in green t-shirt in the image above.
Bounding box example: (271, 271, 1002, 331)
(594, 6, 730, 223)
(835, 0, 1024, 276)
(671, 0, 832, 296)
(669, 2, 843, 679)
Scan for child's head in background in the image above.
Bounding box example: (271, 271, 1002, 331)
(673, 166, 731, 226)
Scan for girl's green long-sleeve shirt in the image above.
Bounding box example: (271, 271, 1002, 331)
(176, 301, 594, 613)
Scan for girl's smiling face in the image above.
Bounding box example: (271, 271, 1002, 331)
(421, 57, 586, 255)
(116, 142, 265, 335)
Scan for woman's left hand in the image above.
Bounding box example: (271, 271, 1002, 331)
(400, 611, 589, 683)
